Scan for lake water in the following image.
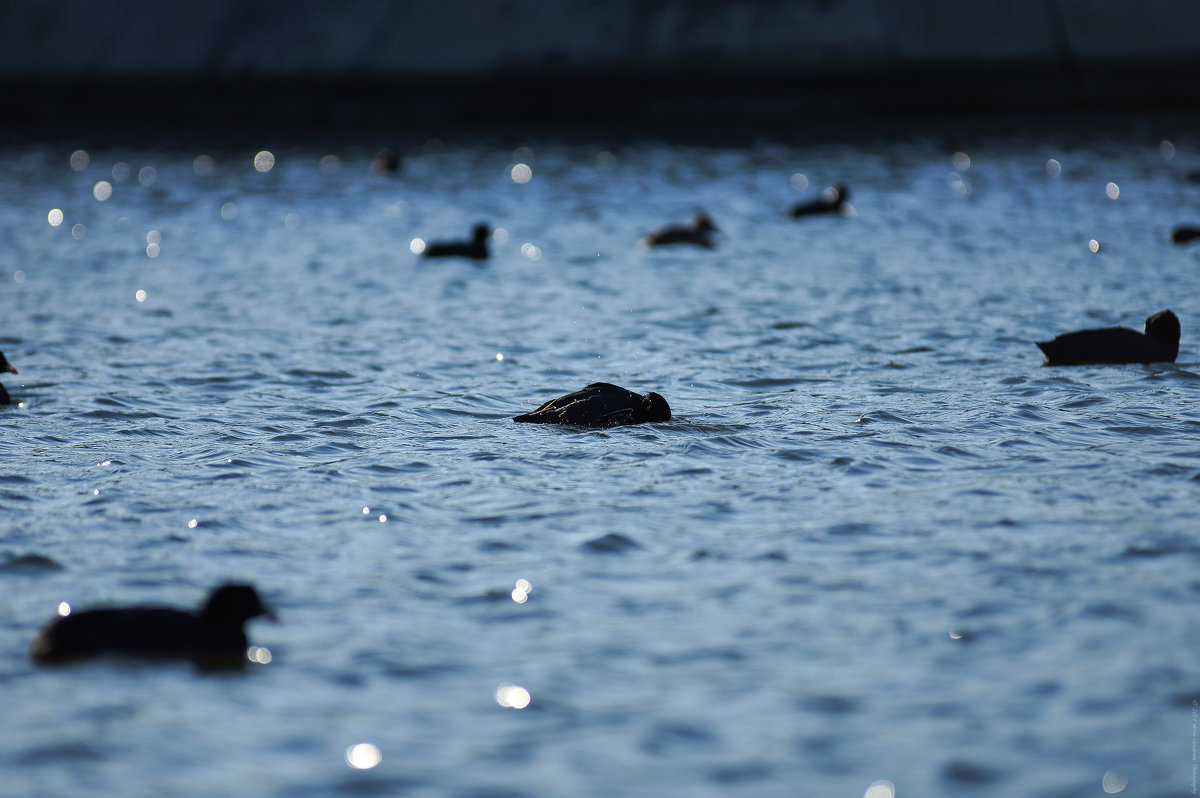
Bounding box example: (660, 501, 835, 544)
(1, 114, 1196, 798)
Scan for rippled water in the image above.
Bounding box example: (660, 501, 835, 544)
(1, 116, 1197, 797)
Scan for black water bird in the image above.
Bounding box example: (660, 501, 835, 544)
(1172, 225, 1200, 245)
(422, 224, 490, 260)
(0, 351, 17, 404)
(1036, 309, 1180, 366)
(369, 147, 401, 176)
(513, 382, 671, 427)
(30, 583, 276, 668)
(788, 184, 850, 218)
(643, 212, 720, 249)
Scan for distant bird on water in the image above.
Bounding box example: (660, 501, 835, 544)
(513, 382, 672, 427)
(642, 212, 720, 249)
(30, 583, 276, 668)
(1036, 309, 1180, 366)
(1172, 225, 1200, 245)
(369, 147, 402, 177)
(422, 224, 490, 260)
(0, 351, 17, 404)
(788, 184, 850, 218)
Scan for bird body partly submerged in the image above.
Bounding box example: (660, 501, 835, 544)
(30, 583, 275, 668)
(513, 383, 671, 427)
(789, 184, 849, 218)
(1037, 309, 1180, 366)
(643, 213, 720, 249)
(0, 350, 17, 405)
(423, 224, 490, 260)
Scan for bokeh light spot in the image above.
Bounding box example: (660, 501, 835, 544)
(146, 243, 160, 259)
(1045, 158, 1062, 177)
(410, 238, 426, 255)
(138, 166, 157, 186)
(71, 224, 86, 240)
(520, 242, 542, 261)
(111, 162, 131, 182)
(495, 683, 531, 709)
(57, 602, 71, 617)
(863, 779, 895, 798)
(790, 172, 809, 191)
(135, 289, 147, 303)
(254, 151, 276, 173)
(188, 518, 198, 528)
(952, 151, 971, 171)
(193, 155, 214, 176)
(492, 228, 509, 244)
(1102, 769, 1128, 793)
(1105, 182, 1120, 200)
(345, 743, 382, 770)
(1160, 140, 1176, 161)
(221, 203, 238, 221)
(247, 646, 273, 665)
(511, 163, 532, 184)
(93, 181, 113, 201)
(70, 150, 90, 171)
(1089, 239, 1101, 253)
(318, 154, 341, 176)
(47, 209, 64, 227)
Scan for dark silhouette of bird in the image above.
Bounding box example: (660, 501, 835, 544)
(643, 212, 720, 249)
(1172, 225, 1200, 245)
(0, 351, 17, 405)
(513, 383, 671, 427)
(1036, 309, 1180, 366)
(422, 224, 490, 260)
(30, 583, 276, 668)
(789, 184, 850, 218)
(369, 147, 402, 176)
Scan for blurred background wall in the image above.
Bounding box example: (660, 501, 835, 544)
(2, 0, 1197, 130)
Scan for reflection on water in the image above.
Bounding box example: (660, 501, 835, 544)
(0, 116, 1193, 797)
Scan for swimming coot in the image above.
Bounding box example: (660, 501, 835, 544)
(513, 383, 671, 427)
(422, 224, 490, 260)
(1172, 225, 1200, 245)
(643, 212, 720, 249)
(1036, 309, 1180, 366)
(0, 351, 17, 404)
(30, 583, 276, 668)
(788, 184, 849, 218)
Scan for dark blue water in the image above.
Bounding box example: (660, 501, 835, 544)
(1, 119, 1196, 797)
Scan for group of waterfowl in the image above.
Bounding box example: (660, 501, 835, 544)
(8, 168, 1188, 667)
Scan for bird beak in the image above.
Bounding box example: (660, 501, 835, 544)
(5, 365, 16, 375)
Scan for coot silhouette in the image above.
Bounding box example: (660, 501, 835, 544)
(31, 583, 276, 668)
(643, 212, 720, 249)
(369, 147, 401, 176)
(422, 224, 490, 260)
(0, 351, 17, 404)
(789, 184, 849, 218)
(1172, 225, 1200, 245)
(513, 382, 671, 427)
(1036, 309, 1180, 366)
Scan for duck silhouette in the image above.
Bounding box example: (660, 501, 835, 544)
(31, 583, 276, 668)
(1036, 309, 1180, 366)
(513, 383, 671, 427)
(0, 351, 17, 404)
(788, 184, 849, 218)
(643, 212, 720, 249)
(422, 224, 490, 260)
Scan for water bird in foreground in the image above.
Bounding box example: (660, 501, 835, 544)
(513, 382, 671, 427)
(642, 212, 720, 249)
(789, 184, 850, 218)
(1036, 309, 1180, 365)
(422, 224, 490, 260)
(31, 583, 276, 668)
(1172, 225, 1200, 245)
(0, 351, 17, 404)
